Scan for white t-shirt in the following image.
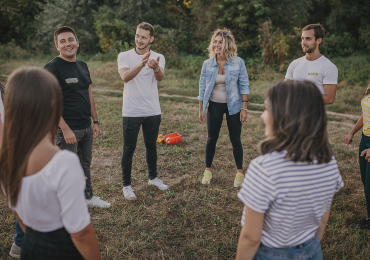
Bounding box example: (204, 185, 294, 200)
(117, 49, 165, 117)
(238, 151, 343, 248)
(12, 150, 91, 233)
(285, 55, 338, 94)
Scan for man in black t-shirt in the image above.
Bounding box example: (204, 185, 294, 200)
(45, 26, 110, 208)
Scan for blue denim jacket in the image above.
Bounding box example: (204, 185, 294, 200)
(198, 56, 250, 116)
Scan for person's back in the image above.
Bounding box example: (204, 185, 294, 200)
(236, 81, 343, 260)
(239, 150, 342, 248)
(0, 67, 102, 260)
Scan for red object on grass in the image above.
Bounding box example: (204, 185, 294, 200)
(163, 133, 181, 145)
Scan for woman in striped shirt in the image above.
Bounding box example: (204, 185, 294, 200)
(344, 85, 370, 229)
(236, 81, 343, 260)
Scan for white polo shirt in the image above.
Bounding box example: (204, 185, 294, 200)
(285, 55, 338, 94)
(117, 48, 165, 117)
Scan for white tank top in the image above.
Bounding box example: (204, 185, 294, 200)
(210, 74, 227, 103)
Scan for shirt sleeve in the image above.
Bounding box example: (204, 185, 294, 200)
(159, 54, 165, 69)
(285, 61, 295, 80)
(55, 152, 91, 233)
(84, 62, 92, 85)
(323, 62, 338, 85)
(44, 64, 59, 80)
(237, 159, 276, 214)
(117, 52, 129, 71)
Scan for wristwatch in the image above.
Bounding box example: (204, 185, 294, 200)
(93, 120, 100, 125)
(154, 67, 160, 73)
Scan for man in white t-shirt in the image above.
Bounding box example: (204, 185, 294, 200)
(117, 22, 168, 200)
(285, 24, 338, 104)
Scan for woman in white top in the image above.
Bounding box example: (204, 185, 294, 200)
(0, 67, 101, 260)
(198, 29, 250, 187)
(236, 81, 343, 260)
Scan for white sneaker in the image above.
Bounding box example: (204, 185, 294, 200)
(123, 186, 137, 200)
(148, 178, 169, 190)
(86, 196, 111, 208)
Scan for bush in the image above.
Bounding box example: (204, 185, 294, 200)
(0, 41, 31, 60)
(321, 33, 357, 57)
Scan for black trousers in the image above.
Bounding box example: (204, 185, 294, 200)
(359, 133, 370, 218)
(121, 115, 161, 187)
(206, 101, 243, 169)
(20, 227, 83, 260)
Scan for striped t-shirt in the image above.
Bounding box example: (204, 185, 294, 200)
(238, 151, 343, 248)
(361, 94, 370, 136)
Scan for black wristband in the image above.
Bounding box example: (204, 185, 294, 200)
(242, 100, 248, 102)
(93, 120, 100, 125)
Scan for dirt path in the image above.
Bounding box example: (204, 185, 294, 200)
(93, 89, 357, 127)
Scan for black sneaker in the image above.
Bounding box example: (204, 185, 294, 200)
(352, 218, 370, 229)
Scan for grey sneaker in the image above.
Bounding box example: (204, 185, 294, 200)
(148, 178, 169, 190)
(9, 242, 21, 259)
(123, 186, 136, 200)
(86, 196, 111, 208)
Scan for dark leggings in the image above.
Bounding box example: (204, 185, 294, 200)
(206, 101, 243, 169)
(359, 133, 370, 218)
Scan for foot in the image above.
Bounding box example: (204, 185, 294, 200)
(234, 172, 244, 187)
(201, 169, 212, 185)
(86, 196, 111, 208)
(352, 218, 370, 229)
(9, 242, 21, 259)
(148, 178, 169, 190)
(123, 185, 137, 200)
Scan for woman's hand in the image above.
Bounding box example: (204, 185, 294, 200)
(361, 149, 370, 162)
(199, 111, 205, 124)
(344, 133, 354, 146)
(240, 110, 247, 123)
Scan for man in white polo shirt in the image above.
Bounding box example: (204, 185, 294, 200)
(285, 24, 338, 104)
(117, 22, 168, 200)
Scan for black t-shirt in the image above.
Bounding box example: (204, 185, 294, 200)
(45, 57, 92, 130)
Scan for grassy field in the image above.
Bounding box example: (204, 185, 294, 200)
(0, 55, 369, 259)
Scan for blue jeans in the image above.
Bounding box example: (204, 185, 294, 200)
(14, 220, 24, 247)
(254, 235, 323, 260)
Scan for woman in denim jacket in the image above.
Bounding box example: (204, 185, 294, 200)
(198, 28, 249, 187)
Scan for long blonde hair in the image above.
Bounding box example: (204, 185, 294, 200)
(207, 28, 237, 60)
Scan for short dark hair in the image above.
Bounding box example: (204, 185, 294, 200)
(302, 24, 325, 41)
(259, 81, 332, 164)
(137, 22, 154, 38)
(54, 26, 78, 44)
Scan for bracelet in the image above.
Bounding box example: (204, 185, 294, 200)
(154, 67, 160, 73)
(242, 100, 248, 102)
(241, 108, 248, 112)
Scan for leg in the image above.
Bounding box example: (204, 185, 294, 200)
(55, 128, 78, 153)
(226, 111, 243, 170)
(206, 102, 226, 168)
(142, 115, 161, 180)
(359, 134, 370, 218)
(76, 126, 94, 199)
(14, 220, 24, 247)
(121, 117, 142, 187)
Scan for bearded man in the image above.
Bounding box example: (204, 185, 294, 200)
(285, 24, 338, 104)
(117, 22, 168, 200)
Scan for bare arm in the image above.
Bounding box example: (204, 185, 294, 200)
(147, 57, 164, 82)
(58, 116, 77, 144)
(70, 224, 102, 260)
(198, 101, 205, 123)
(344, 115, 363, 145)
(317, 205, 331, 241)
(240, 94, 248, 123)
(236, 205, 264, 260)
(88, 85, 100, 139)
(118, 52, 150, 83)
(284, 78, 293, 81)
(323, 84, 337, 104)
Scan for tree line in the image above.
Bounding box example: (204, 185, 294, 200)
(1, 0, 370, 64)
